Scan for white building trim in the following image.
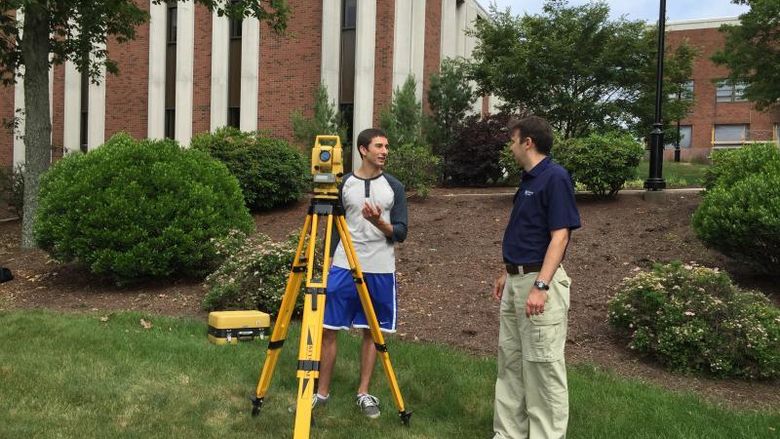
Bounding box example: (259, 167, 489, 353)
(175, 1, 195, 146)
(63, 61, 81, 154)
(392, 0, 426, 101)
(666, 17, 740, 31)
(352, 0, 376, 168)
(147, 1, 167, 139)
(87, 48, 107, 149)
(321, 0, 341, 106)
(210, 9, 230, 131)
(440, 0, 458, 61)
(240, 17, 260, 132)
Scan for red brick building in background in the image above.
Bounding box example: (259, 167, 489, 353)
(0, 0, 493, 171)
(666, 18, 780, 161)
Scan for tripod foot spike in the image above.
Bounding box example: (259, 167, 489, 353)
(399, 410, 412, 426)
(250, 396, 264, 417)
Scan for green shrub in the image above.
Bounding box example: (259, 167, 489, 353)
(703, 143, 780, 190)
(202, 231, 307, 315)
(191, 127, 309, 211)
(34, 133, 253, 283)
(692, 171, 780, 273)
(608, 262, 780, 379)
(553, 132, 643, 198)
(380, 75, 426, 148)
(425, 58, 476, 161)
(385, 143, 440, 199)
(0, 164, 23, 217)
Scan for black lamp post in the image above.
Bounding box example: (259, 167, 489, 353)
(645, 0, 667, 191)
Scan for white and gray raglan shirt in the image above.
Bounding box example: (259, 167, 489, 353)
(331, 172, 408, 274)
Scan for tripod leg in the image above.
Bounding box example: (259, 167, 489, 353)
(335, 216, 412, 426)
(252, 214, 312, 416)
(292, 213, 334, 439)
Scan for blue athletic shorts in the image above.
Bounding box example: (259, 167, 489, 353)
(323, 266, 397, 333)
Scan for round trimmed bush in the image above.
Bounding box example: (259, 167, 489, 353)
(202, 231, 306, 315)
(554, 132, 644, 198)
(191, 127, 309, 211)
(608, 262, 780, 379)
(34, 133, 254, 283)
(692, 143, 780, 273)
(385, 143, 440, 198)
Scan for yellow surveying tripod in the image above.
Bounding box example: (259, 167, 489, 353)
(250, 135, 412, 438)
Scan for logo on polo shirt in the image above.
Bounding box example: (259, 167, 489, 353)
(524, 190, 534, 196)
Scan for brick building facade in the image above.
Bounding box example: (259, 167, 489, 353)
(666, 18, 780, 161)
(0, 0, 491, 170)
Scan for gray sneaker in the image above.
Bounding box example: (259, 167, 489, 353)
(288, 393, 328, 413)
(356, 393, 380, 419)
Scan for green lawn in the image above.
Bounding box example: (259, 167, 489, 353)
(1, 310, 777, 438)
(626, 160, 709, 189)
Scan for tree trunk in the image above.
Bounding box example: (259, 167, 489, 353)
(20, 6, 52, 249)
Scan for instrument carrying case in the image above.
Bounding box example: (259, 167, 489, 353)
(207, 310, 270, 345)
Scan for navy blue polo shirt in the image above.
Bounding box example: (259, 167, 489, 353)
(502, 157, 581, 266)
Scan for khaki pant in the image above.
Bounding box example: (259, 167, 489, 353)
(493, 267, 570, 439)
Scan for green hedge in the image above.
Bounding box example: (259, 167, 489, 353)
(34, 133, 253, 283)
(191, 127, 309, 211)
(692, 143, 780, 273)
(554, 132, 644, 198)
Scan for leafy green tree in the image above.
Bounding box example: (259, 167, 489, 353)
(713, 0, 780, 110)
(425, 58, 475, 182)
(380, 76, 424, 147)
(291, 83, 347, 150)
(0, 0, 289, 248)
(468, 0, 695, 140)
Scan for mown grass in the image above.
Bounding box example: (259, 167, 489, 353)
(0, 310, 777, 438)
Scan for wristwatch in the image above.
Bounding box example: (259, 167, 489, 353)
(533, 279, 550, 291)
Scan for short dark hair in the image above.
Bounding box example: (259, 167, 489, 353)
(507, 116, 553, 155)
(356, 128, 388, 158)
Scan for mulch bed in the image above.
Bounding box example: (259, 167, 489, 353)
(1, 188, 778, 410)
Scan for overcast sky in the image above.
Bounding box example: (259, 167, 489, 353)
(481, 0, 749, 22)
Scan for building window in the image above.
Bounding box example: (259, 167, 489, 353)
(340, 0, 357, 143)
(716, 80, 747, 103)
(666, 125, 692, 149)
(227, 0, 242, 129)
(165, 1, 178, 139)
(713, 124, 748, 148)
(80, 71, 89, 152)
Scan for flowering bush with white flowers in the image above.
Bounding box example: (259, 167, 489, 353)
(202, 231, 309, 315)
(608, 262, 780, 379)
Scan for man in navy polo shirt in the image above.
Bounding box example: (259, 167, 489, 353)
(491, 116, 581, 439)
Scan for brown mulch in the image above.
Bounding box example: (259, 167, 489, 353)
(1, 188, 778, 410)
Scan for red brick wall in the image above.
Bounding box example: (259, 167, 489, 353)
(667, 27, 780, 150)
(372, 0, 395, 126)
(258, 0, 322, 142)
(0, 84, 14, 168)
(422, 0, 442, 114)
(104, 0, 149, 141)
(51, 64, 65, 159)
(192, 4, 212, 137)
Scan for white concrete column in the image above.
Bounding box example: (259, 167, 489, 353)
(410, 0, 426, 101)
(88, 47, 107, 149)
(147, 1, 167, 139)
(63, 61, 81, 153)
(352, 0, 376, 169)
(12, 9, 24, 167)
(321, 0, 341, 106)
(440, 0, 457, 61)
(240, 17, 260, 132)
(210, 9, 229, 131)
(392, 0, 425, 100)
(392, 0, 412, 90)
(175, 1, 195, 146)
